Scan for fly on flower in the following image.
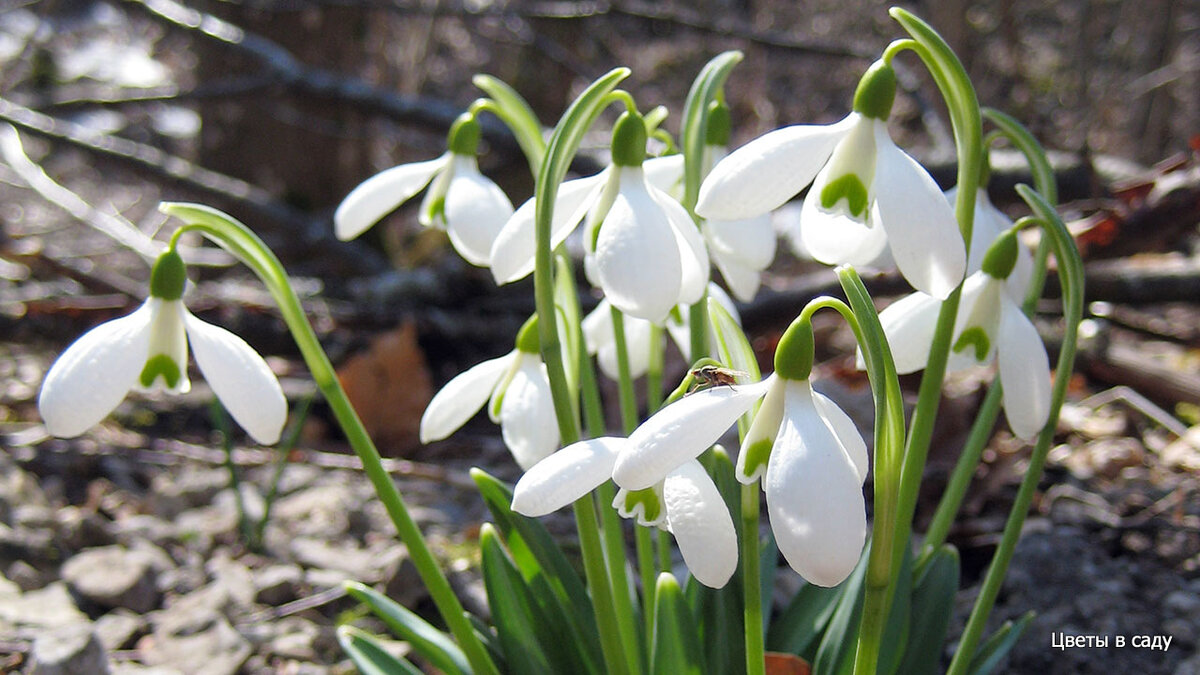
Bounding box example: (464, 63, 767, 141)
(688, 365, 747, 393)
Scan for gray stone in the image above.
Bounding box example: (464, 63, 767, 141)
(7, 559, 53, 591)
(252, 564, 304, 606)
(55, 506, 115, 551)
(94, 610, 147, 651)
(61, 546, 161, 614)
(142, 608, 250, 675)
(272, 485, 359, 538)
(289, 537, 404, 584)
(110, 515, 178, 549)
(29, 623, 110, 675)
(1176, 653, 1200, 675)
(149, 469, 230, 519)
(0, 581, 88, 631)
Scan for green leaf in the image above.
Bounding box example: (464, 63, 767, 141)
(811, 549, 869, 675)
(686, 450, 744, 674)
(878, 545, 914, 675)
(554, 254, 583, 397)
(471, 470, 602, 673)
(343, 581, 470, 675)
(680, 51, 744, 210)
(896, 546, 960, 675)
(765, 581, 841, 658)
(967, 612, 1034, 675)
(651, 573, 705, 675)
(479, 524, 554, 674)
(472, 74, 547, 174)
(337, 625, 424, 675)
(708, 297, 762, 438)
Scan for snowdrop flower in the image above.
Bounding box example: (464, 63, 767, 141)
(696, 60, 965, 300)
(512, 436, 737, 588)
(39, 249, 287, 445)
(420, 316, 558, 469)
(644, 105, 777, 302)
(877, 230, 1050, 440)
(612, 322, 868, 587)
(491, 111, 708, 322)
(947, 185, 1034, 299)
(335, 113, 513, 267)
(582, 283, 739, 381)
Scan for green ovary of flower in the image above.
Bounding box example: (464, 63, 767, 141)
(139, 354, 182, 389)
(953, 326, 991, 362)
(820, 174, 870, 218)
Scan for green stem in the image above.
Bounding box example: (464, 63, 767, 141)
(945, 187, 1084, 674)
(646, 324, 665, 412)
(635, 523, 657, 646)
(741, 483, 765, 675)
(534, 67, 640, 675)
(834, 271, 906, 675)
(612, 308, 640, 433)
(161, 203, 500, 675)
(920, 111, 1060, 562)
(256, 395, 313, 549)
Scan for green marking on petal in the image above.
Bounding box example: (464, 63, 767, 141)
(422, 194, 446, 227)
(953, 326, 991, 362)
(623, 487, 662, 523)
(140, 354, 181, 389)
(742, 437, 774, 478)
(820, 174, 869, 218)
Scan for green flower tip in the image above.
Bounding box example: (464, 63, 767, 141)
(514, 315, 540, 354)
(140, 353, 182, 389)
(149, 248, 187, 300)
(741, 438, 773, 479)
(852, 60, 897, 120)
(611, 110, 647, 167)
(447, 112, 482, 156)
(705, 101, 731, 147)
(622, 488, 663, 523)
(774, 317, 815, 381)
(981, 230, 1019, 280)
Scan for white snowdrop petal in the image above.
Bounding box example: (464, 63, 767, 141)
(696, 121, 851, 220)
(997, 299, 1052, 440)
(871, 127, 965, 299)
(664, 461, 738, 588)
(615, 379, 772, 490)
(511, 437, 624, 517)
(595, 186, 681, 322)
(444, 162, 515, 266)
(499, 356, 560, 470)
(764, 380, 866, 587)
(711, 249, 762, 303)
(657, 188, 710, 306)
(736, 375, 785, 484)
(39, 301, 153, 438)
(799, 180, 889, 267)
(581, 300, 614, 354)
(420, 352, 514, 443)
(334, 156, 447, 240)
(705, 214, 776, 270)
(185, 311, 287, 445)
(139, 300, 190, 394)
(490, 174, 606, 284)
(810, 388, 869, 484)
(875, 291, 942, 374)
(642, 154, 685, 195)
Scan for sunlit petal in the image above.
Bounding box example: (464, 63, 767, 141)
(874, 291, 942, 374)
(512, 437, 624, 517)
(810, 388, 869, 484)
(490, 173, 607, 283)
(872, 126, 965, 299)
(799, 181, 889, 267)
(443, 159, 515, 266)
(334, 155, 448, 240)
(499, 355, 560, 469)
(642, 154, 685, 196)
(595, 177, 681, 322)
(697, 119, 853, 220)
(419, 352, 515, 443)
(615, 379, 772, 490)
(39, 301, 153, 438)
(997, 299, 1051, 440)
(764, 380, 866, 587)
(657, 186, 709, 305)
(185, 310, 287, 445)
(664, 460, 738, 588)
